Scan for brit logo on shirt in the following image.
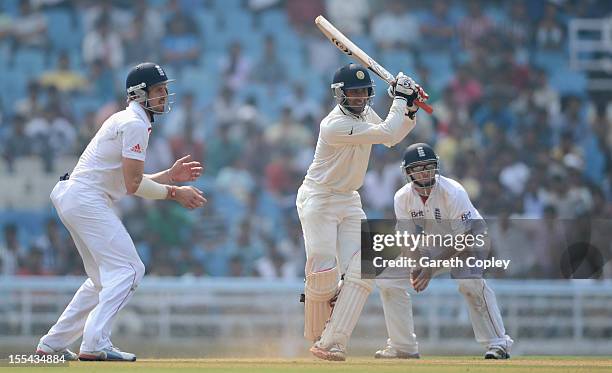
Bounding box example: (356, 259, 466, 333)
(411, 210, 424, 218)
(434, 208, 441, 221)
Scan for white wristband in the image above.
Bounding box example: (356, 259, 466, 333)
(134, 177, 168, 199)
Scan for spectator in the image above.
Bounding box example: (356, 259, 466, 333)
(448, 65, 483, 112)
(32, 218, 64, 274)
(131, 0, 165, 48)
(264, 107, 311, 149)
(9, 0, 48, 60)
(14, 80, 43, 120)
(161, 7, 201, 73)
(205, 124, 242, 176)
(420, 0, 456, 51)
(17, 248, 51, 276)
(370, 0, 420, 51)
(521, 175, 545, 218)
(165, 92, 205, 160)
(212, 86, 240, 126)
(216, 158, 256, 203)
(458, 0, 494, 50)
(251, 35, 286, 91)
(123, 17, 156, 66)
(530, 67, 561, 117)
(193, 228, 231, 277)
(581, 108, 609, 183)
(287, 0, 325, 33)
(283, 83, 322, 123)
(220, 41, 251, 91)
(87, 58, 116, 103)
(264, 150, 294, 197)
(231, 219, 265, 275)
(38, 51, 87, 93)
(535, 2, 565, 50)
(3, 115, 32, 172)
(76, 110, 99, 153)
(145, 201, 192, 248)
(0, 224, 23, 276)
(500, 1, 532, 50)
(488, 212, 535, 277)
(325, 0, 370, 36)
(82, 14, 124, 70)
(363, 159, 399, 215)
(304, 28, 339, 74)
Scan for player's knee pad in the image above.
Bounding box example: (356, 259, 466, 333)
(303, 257, 339, 342)
(457, 279, 486, 309)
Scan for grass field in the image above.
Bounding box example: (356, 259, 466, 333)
(3, 357, 612, 373)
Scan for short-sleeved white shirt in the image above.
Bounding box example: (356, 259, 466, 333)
(70, 101, 151, 201)
(394, 175, 482, 234)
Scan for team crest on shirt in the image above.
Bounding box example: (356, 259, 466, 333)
(460, 211, 472, 221)
(434, 208, 441, 221)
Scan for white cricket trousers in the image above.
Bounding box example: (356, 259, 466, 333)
(296, 181, 366, 273)
(40, 180, 145, 352)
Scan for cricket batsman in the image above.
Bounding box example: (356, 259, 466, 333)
(35, 62, 206, 361)
(297, 62, 428, 361)
(374, 143, 513, 359)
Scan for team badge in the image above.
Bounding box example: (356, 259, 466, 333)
(356, 71, 365, 80)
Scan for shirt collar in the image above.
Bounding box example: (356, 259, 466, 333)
(128, 101, 152, 127)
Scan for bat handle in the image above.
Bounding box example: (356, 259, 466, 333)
(416, 101, 434, 114)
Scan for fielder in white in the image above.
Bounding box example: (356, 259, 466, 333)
(374, 143, 513, 359)
(297, 63, 428, 361)
(35, 62, 206, 361)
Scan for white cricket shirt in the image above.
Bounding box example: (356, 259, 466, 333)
(394, 175, 483, 234)
(69, 101, 151, 201)
(304, 98, 415, 193)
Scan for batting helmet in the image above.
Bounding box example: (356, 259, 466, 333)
(331, 63, 375, 115)
(401, 143, 439, 195)
(126, 62, 175, 114)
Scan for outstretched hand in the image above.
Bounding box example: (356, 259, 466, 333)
(168, 155, 204, 183)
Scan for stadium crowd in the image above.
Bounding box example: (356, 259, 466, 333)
(0, 0, 610, 279)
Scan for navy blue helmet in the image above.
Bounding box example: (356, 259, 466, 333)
(401, 143, 439, 195)
(331, 63, 375, 114)
(126, 62, 175, 114)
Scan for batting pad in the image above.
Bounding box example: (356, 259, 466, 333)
(317, 253, 374, 349)
(304, 262, 339, 342)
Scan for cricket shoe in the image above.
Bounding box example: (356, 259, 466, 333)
(310, 343, 346, 361)
(484, 346, 510, 359)
(374, 345, 420, 359)
(79, 346, 136, 362)
(35, 341, 78, 361)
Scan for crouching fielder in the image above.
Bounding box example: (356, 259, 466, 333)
(297, 63, 428, 361)
(375, 143, 513, 359)
(35, 63, 206, 362)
